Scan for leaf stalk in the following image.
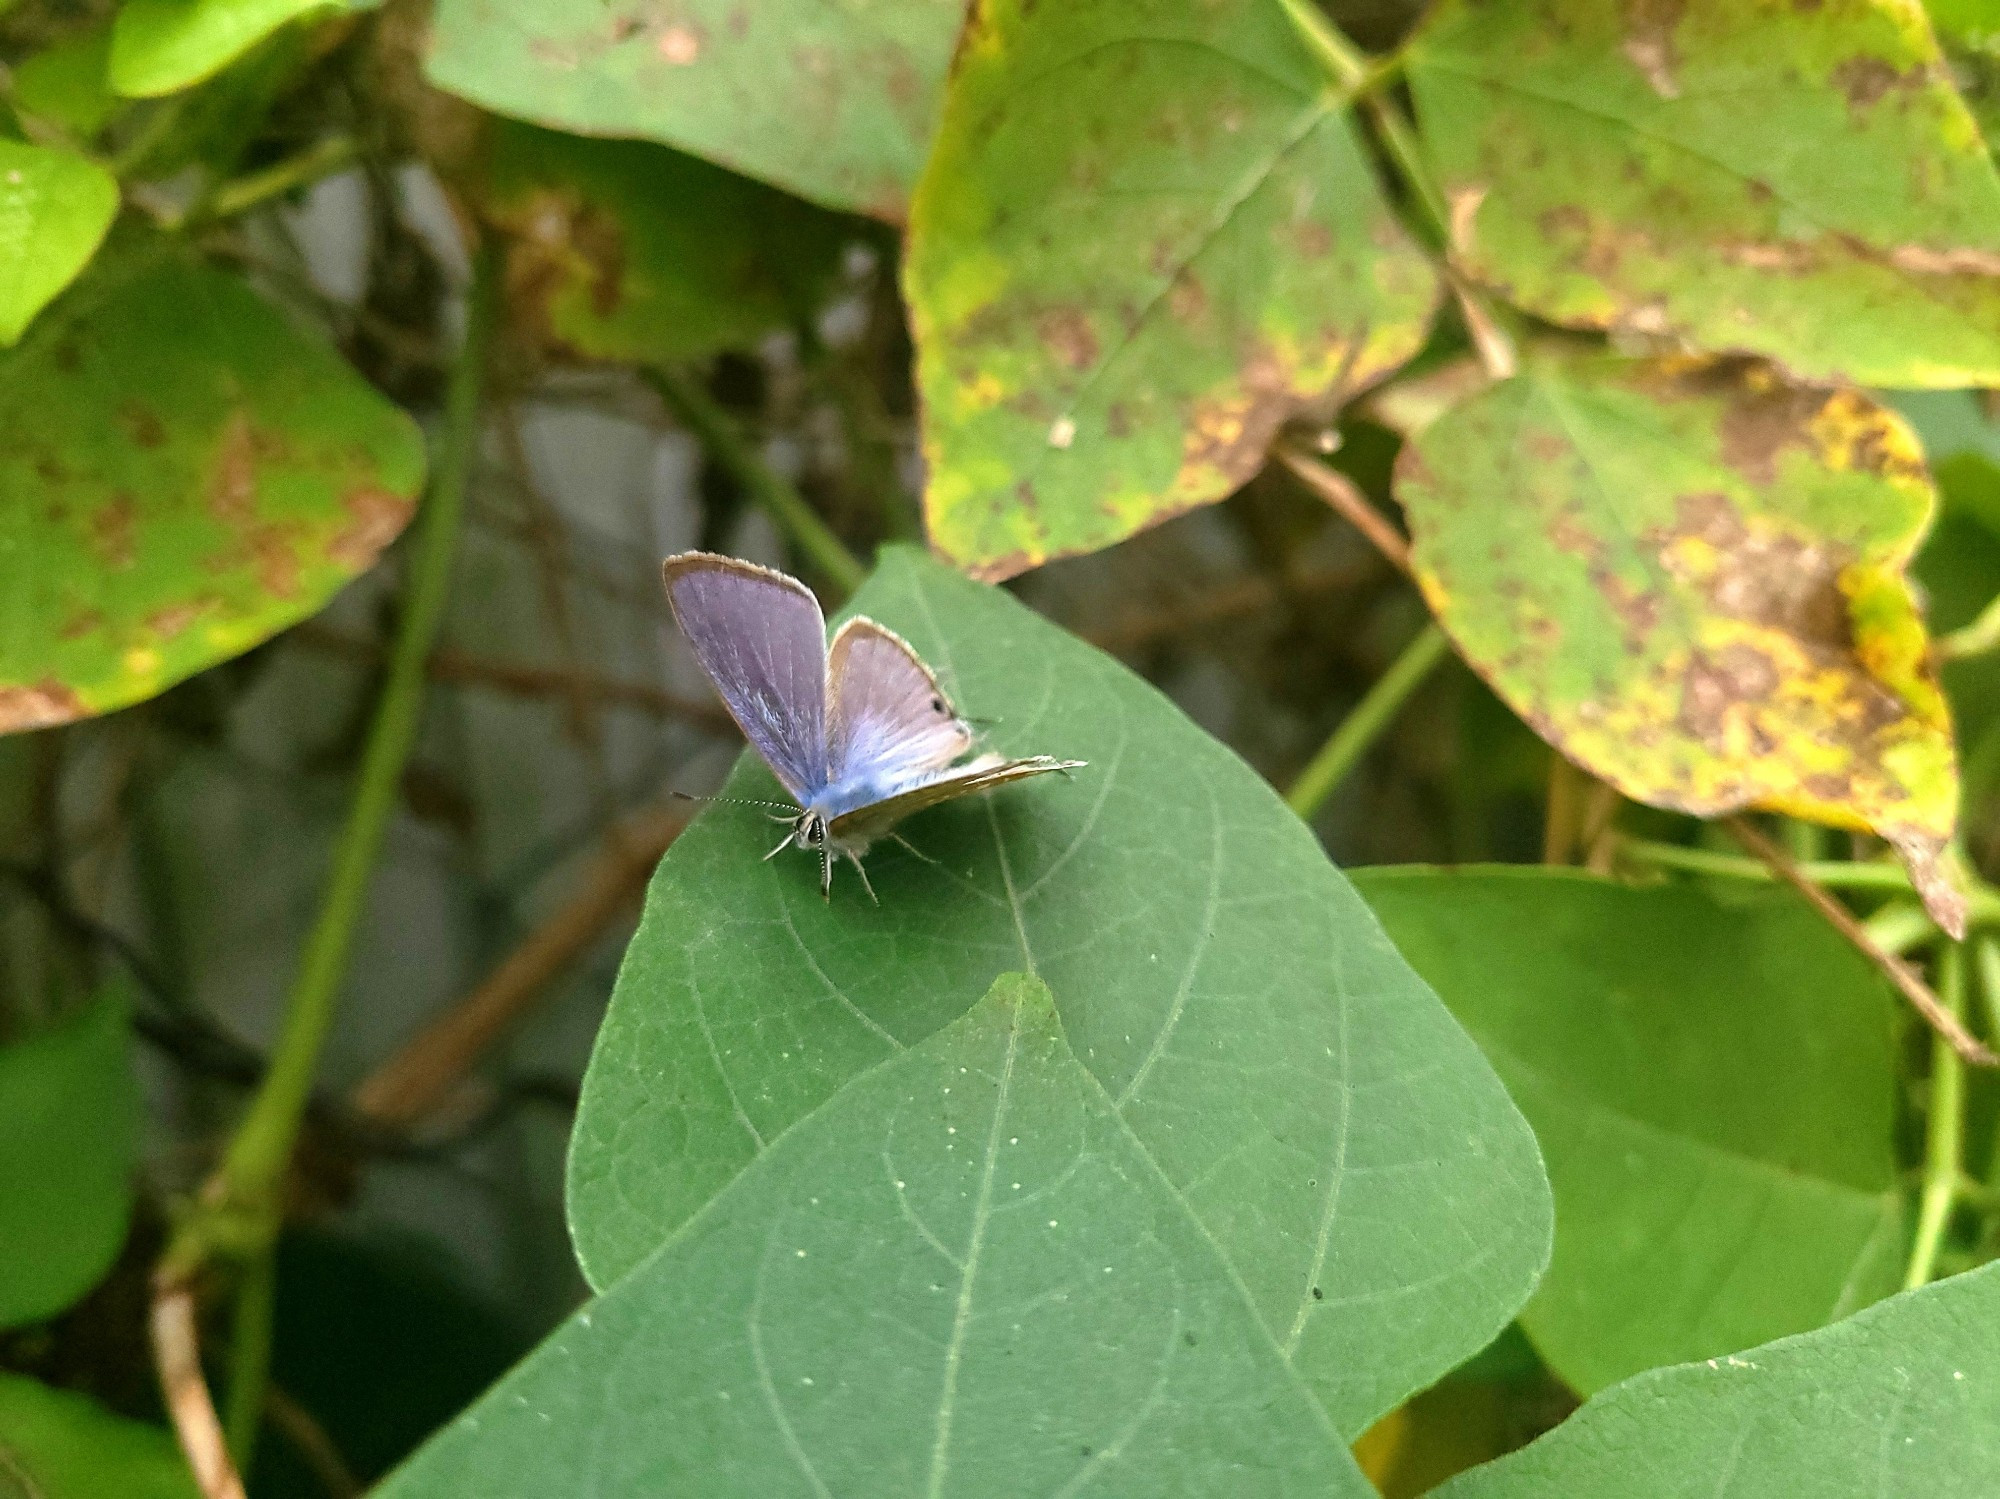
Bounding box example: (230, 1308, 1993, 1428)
(1287, 622, 1453, 820)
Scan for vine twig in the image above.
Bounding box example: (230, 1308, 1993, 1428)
(152, 240, 503, 1496)
(1725, 818, 1997, 1067)
(1274, 444, 1413, 576)
(1908, 943, 1968, 1288)
(1287, 624, 1453, 819)
(645, 365, 866, 597)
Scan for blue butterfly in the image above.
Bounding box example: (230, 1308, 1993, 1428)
(663, 552, 1085, 898)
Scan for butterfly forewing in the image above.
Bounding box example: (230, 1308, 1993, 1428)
(826, 754, 1085, 851)
(827, 617, 975, 785)
(662, 553, 830, 803)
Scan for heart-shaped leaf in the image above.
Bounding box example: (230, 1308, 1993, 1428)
(906, 0, 1440, 578)
(1394, 353, 1961, 929)
(0, 993, 137, 1328)
(0, 140, 117, 346)
(566, 546, 1550, 1436)
(1354, 867, 1903, 1395)
(1407, 0, 2000, 387)
(425, 0, 967, 218)
(0, 1374, 197, 1499)
(110, 0, 345, 98)
(479, 123, 856, 364)
(382, 975, 1372, 1496)
(1434, 1261, 2000, 1497)
(0, 251, 425, 729)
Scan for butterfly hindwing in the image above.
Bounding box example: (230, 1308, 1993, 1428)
(662, 553, 830, 802)
(827, 616, 974, 786)
(826, 754, 1085, 852)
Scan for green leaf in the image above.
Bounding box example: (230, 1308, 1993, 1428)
(425, 0, 966, 218)
(1393, 352, 1963, 930)
(12, 26, 121, 140)
(0, 1374, 198, 1498)
(383, 974, 1370, 1497)
(109, 0, 345, 99)
(1407, 0, 2000, 387)
(0, 251, 425, 730)
(0, 995, 137, 1328)
(0, 141, 118, 346)
(907, 0, 1439, 578)
(1434, 1261, 2000, 1498)
(566, 547, 1550, 1436)
(1353, 868, 1903, 1396)
(480, 123, 856, 364)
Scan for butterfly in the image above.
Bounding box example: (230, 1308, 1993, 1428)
(663, 551, 1085, 899)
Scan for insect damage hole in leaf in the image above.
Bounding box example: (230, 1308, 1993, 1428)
(1406, 0, 2000, 388)
(381, 973, 1375, 1497)
(906, 0, 1440, 578)
(1394, 352, 1963, 931)
(565, 546, 1551, 1437)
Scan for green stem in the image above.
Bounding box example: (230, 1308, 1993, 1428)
(222, 1250, 275, 1474)
(1863, 901, 1939, 958)
(645, 365, 866, 599)
(1618, 836, 2000, 929)
(1939, 592, 2000, 660)
(196, 136, 359, 225)
(1907, 943, 1967, 1289)
(1276, 0, 1369, 87)
(163, 243, 500, 1283)
(1287, 623, 1452, 819)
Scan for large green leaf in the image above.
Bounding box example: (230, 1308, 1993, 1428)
(480, 124, 854, 364)
(0, 996, 137, 1328)
(1407, 0, 2000, 388)
(0, 141, 118, 346)
(1354, 868, 1903, 1396)
(1394, 352, 1962, 929)
(906, 0, 1439, 578)
(109, 0, 345, 98)
(0, 252, 425, 730)
(0, 1375, 197, 1499)
(566, 547, 1550, 1436)
(382, 975, 1370, 1497)
(1435, 1261, 2000, 1497)
(425, 0, 966, 218)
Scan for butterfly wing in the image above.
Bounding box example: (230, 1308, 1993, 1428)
(825, 754, 1085, 851)
(662, 552, 829, 803)
(826, 616, 974, 786)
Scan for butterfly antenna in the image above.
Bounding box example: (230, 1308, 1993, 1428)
(673, 790, 800, 815)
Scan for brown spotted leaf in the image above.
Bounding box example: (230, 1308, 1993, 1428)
(0, 252, 425, 730)
(906, 0, 1441, 579)
(425, 0, 967, 219)
(480, 123, 857, 364)
(1394, 353, 1962, 927)
(1407, 0, 2000, 388)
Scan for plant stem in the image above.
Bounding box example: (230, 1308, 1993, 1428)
(197, 136, 359, 225)
(1618, 835, 2000, 928)
(1277, 0, 1369, 87)
(1938, 594, 2000, 660)
(645, 365, 866, 598)
(1863, 901, 1939, 958)
(222, 1251, 275, 1473)
(1287, 623, 1452, 819)
(1907, 943, 1967, 1289)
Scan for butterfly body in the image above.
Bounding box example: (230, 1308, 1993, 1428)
(663, 552, 1083, 897)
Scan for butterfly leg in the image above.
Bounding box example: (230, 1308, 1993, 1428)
(762, 827, 798, 862)
(845, 850, 879, 905)
(818, 836, 834, 900)
(887, 831, 945, 870)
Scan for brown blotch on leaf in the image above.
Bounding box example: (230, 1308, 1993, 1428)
(1657, 490, 1850, 649)
(59, 609, 104, 642)
(1707, 373, 1827, 485)
(1622, 0, 1686, 99)
(1830, 54, 1922, 114)
(1037, 309, 1100, 374)
(119, 401, 167, 449)
(208, 414, 259, 527)
(89, 494, 138, 571)
(1677, 643, 1781, 745)
(328, 488, 416, 571)
(0, 679, 85, 733)
(145, 599, 215, 641)
(1167, 273, 1208, 325)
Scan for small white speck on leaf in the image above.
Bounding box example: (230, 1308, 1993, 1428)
(1048, 416, 1076, 449)
(795, 1249, 807, 1258)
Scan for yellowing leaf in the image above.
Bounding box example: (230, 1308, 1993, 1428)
(1408, 0, 2000, 388)
(1394, 353, 1961, 927)
(906, 0, 1439, 578)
